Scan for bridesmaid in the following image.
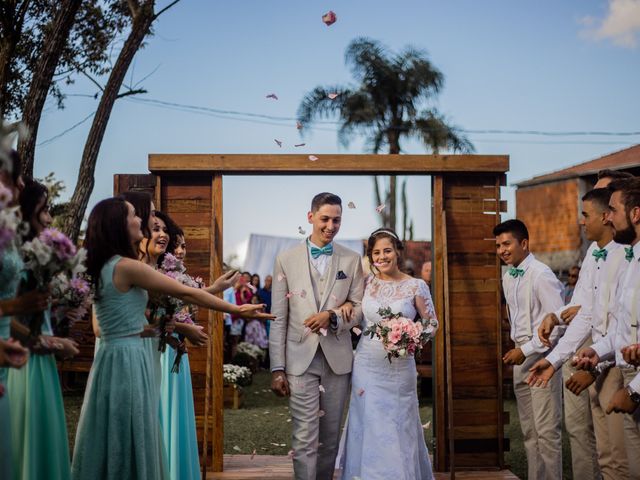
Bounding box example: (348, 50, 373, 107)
(0, 153, 47, 480)
(8, 178, 80, 480)
(72, 197, 273, 479)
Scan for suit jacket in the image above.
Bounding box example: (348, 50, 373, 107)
(269, 241, 364, 376)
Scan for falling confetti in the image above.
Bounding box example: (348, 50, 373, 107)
(319, 385, 326, 393)
(322, 10, 337, 26)
(298, 226, 306, 235)
(352, 327, 362, 336)
(376, 204, 386, 213)
(251, 449, 256, 459)
(327, 92, 339, 100)
(308, 155, 319, 162)
(330, 294, 337, 301)
(233, 445, 241, 452)
(318, 410, 326, 417)
(319, 327, 328, 336)
(422, 421, 431, 430)
(304, 326, 312, 337)
(266, 93, 278, 100)
(280, 443, 287, 447)
(287, 418, 291, 423)
(294, 143, 306, 147)
(277, 273, 286, 282)
(357, 388, 365, 396)
(288, 449, 295, 459)
(347, 201, 356, 209)
(274, 139, 283, 147)
(296, 121, 303, 130)
(270, 442, 281, 447)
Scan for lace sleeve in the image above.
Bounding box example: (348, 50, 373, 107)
(414, 279, 436, 322)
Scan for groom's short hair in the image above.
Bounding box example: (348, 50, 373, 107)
(311, 192, 342, 212)
(493, 219, 529, 242)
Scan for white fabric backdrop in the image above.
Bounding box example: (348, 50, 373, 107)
(242, 233, 364, 280)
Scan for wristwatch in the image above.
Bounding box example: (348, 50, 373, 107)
(626, 385, 640, 404)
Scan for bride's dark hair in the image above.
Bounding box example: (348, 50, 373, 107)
(366, 228, 405, 273)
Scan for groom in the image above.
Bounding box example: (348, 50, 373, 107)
(269, 192, 364, 480)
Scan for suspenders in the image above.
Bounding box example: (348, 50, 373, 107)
(631, 284, 640, 344)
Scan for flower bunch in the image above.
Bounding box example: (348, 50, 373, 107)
(237, 341, 265, 361)
(363, 306, 439, 363)
(0, 205, 27, 255)
(223, 364, 252, 387)
(50, 273, 93, 332)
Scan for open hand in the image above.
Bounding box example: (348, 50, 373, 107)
(526, 358, 555, 387)
(237, 303, 275, 320)
(502, 348, 525, 365)
(565, 370, 596, 396)
(177, 323, 208, 347)
(211, 270, 240, 293)
(538, 313, 559, 348)
(606, 387, 639, 414)
(271, 371, 290, 397)
(561, 305, 581, 325)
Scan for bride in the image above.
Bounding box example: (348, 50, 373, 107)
(341, 228, 437, 480)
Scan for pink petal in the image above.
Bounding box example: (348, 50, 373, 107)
(266, 93, 278, 100)
(319, 327, 328, 336)
(274, 139, 283, 147)
(347, 201, 356, 209)
(303, 326, 312, 337)
(352, 327, 362, 336)
(318, 409, 326, 417)
(357, 388, 365, 396)
(277, 273, 286, 282)
(330, 294, 337, 301)
(251, 449, 256, 459)
(422, 421, 431, 430)
(233, 445, 241, 452)
(298, 226, 306, 235)
(327, 93, 339, 100)
(308, 155, 319, 162)
(375, 204, 386, 213)
(296, 121, 303, 130)
(322, 10, 337, 26)
(294, 143, 306, 147)
(286, 292, 294, 299)
(319, 385, 326, 393)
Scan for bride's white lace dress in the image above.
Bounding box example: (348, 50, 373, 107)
(340, 275, 436, 480)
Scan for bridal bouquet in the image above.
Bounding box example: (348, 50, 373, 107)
(363, 307, 438, 363)
(0, 199, 27, 255)
(51, 273, 93, 335)
(20, 228, 86, 338)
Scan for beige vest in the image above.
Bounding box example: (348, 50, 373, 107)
(309, 261, 331, 311)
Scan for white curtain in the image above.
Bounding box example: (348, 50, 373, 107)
(242, 233, 364, 280)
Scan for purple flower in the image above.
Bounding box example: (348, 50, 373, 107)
(40, 228, 76, 261)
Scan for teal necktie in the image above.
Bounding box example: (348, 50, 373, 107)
(592, 248, 608, 262)
(310, 243, 333, 259)
(508, 266, 525, 278)
(625, 247, 635, 262)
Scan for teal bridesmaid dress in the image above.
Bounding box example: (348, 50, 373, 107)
(71, 256, 168, 480)
(8, 307, 71, 480)
(0, 244, 24, 480)
(160, 333, 201, 480)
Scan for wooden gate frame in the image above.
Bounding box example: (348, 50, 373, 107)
(136, 153, 509, 473)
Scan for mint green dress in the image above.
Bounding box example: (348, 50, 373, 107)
(8, 306, 71, 480)
(71, 256, 168, 480)
(0, 243, 24, 480)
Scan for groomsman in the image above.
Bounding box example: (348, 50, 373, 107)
(494, 219, 564, 480)
(528, 187, 627, 479)
(576, 178, 640, 479)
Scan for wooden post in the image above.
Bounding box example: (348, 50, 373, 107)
(442, 210, 455, 478)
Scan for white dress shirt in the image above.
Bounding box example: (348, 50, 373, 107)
(545, 241, 625, 370)
(592, 241, 640, 393)
(502, 253, 565, 357)
(308, 238, 333, 276)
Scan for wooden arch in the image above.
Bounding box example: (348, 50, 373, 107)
(114, 153, 509, 474)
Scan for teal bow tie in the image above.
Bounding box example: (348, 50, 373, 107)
(626, 247, 635, 262)
(592, 248, 608, 262)
(310, 243, 333, 259)
(508, 266, 525, 278)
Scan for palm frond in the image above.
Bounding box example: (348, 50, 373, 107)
(413, 110, 474, 154)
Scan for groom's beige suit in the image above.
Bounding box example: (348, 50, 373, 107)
(270, 241, 364, 480)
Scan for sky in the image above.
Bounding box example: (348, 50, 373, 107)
(30, 0, 640, 265)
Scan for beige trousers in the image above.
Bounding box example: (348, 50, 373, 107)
(621, 368, 640, 480)
(563, 357, 600, 480)
(513, 351, 563, 480)
(589, 366, 629, 479)
(287, 346, 350, 480)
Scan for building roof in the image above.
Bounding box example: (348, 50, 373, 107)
(515, 144, 640, 187)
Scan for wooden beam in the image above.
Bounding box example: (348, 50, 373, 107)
(149, 154, 509, 174)
(442, 210, 456, 478)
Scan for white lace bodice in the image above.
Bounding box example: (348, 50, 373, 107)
(361, 275, 436, 330)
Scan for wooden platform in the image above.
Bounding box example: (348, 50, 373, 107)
(206, 455, 520, 479)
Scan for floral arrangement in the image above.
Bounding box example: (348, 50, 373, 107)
(50, 273, 93, 333)
(0, 200, 27, 255)
(223, 364, 252, 387)
(237, 341, 265, 361)
(20, 228, 86, 337)
(363, 307, 438, 363)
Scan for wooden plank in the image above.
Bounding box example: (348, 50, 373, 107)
(446, 199, 507, 213)
(164, 198, 212, 212)
(450, 279, 499, 293)
(163, 184, 212, 200)
(212, 174, 224, 472)
(493, 175, 505, 468)
(442, 210, 456, 477)
(448, 265, 498, 280)
(149, 153, 509, 174)
(163, 211, 212, 227)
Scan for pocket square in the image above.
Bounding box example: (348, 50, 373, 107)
(336, 270, 347, 280)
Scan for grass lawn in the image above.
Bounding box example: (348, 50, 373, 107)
(63, 370, 574, 479)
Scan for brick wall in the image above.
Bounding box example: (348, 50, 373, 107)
(516, 178, 584, 272)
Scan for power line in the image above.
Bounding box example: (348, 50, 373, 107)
(37, 111, 95, 147)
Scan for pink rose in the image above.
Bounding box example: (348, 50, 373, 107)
(388, 330, 402, 344)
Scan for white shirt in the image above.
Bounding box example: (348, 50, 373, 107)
(592, 241, 640, 392)
(502, 253, 565, 357)
(308, 239, 333, 276)
(545, 241, 625, 370)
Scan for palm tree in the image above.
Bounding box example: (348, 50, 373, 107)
(297, 37, 474, 236)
